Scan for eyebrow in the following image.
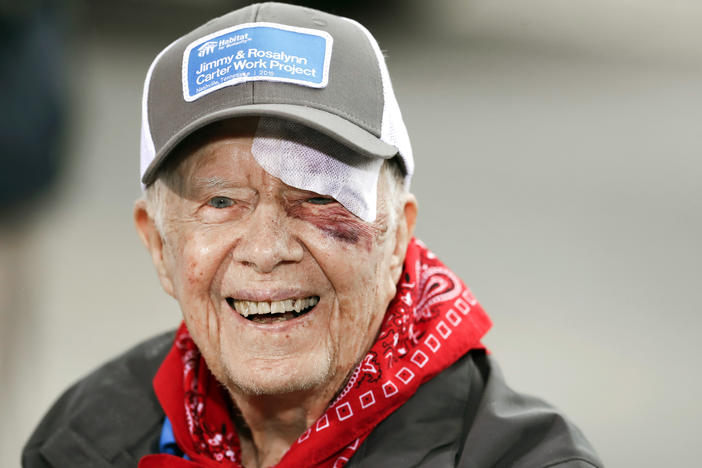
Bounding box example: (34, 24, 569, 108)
(189, 176, 237, 191)
(184, 175, 244, 198)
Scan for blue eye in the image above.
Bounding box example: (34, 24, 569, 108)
(307, 197, 335, 205)
(208, 196, 234, 208)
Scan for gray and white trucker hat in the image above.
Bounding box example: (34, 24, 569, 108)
(140, 2, 413, 189)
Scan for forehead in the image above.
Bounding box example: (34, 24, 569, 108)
(163, 119, 261, 193)
(172, 118, 258, 170)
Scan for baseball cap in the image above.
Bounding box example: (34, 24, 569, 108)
(140, 1, 414, 192)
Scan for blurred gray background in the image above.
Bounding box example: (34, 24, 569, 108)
(1, 0, 700, 466)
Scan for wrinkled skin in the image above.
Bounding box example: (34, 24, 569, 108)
(134, 118, 417, 467)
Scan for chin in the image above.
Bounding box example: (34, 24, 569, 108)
(222, 352, 334, 396)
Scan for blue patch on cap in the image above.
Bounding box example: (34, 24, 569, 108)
(182, 22, 333, 102)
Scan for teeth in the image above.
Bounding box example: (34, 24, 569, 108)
(270, 301, 284, 314)
(231, 296, 319, 317)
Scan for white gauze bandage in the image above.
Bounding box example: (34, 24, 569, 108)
(251, 117, 385, 222)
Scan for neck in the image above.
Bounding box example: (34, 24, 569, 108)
(228, 382, 341, 468)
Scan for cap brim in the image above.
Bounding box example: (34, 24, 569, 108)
(141, 103, 398, 186)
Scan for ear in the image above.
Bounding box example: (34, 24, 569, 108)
(389, 193, 418, 283)
(134, 199, 176, 298)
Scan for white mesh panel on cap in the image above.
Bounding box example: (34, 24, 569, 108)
(140, 38, 179, 189)
(342, 17, 414, 190)
(251, 118, 384, 222)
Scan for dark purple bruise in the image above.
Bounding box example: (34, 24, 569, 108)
(318, 221, 361, 243)
(287, 202, 377, 247)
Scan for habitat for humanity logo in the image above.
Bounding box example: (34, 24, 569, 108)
(197, 41, 218, 57)
(183, 23, 332, 102)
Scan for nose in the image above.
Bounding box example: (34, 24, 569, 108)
(233, 201, 304, 274)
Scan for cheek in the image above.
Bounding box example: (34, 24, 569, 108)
(329, 261, 390, 365)
(332, 251, 388, 317)
(172, 228, 230, 296)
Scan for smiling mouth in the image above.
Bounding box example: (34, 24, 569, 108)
(226, 296, 320, 323)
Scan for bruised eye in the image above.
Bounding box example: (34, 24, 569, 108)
(208, 196, 235, 208)
(307, 197, 335, 205)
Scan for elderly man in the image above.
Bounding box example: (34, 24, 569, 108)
(23, 3, 602, 468)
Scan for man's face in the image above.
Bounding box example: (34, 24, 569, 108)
(138, 120, 411, 398)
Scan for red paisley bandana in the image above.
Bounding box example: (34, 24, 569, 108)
(139, 238, 491, 468)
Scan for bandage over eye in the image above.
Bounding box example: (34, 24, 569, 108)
(251, 118, 385, 222)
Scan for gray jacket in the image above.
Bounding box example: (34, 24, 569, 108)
(23, 331, 603, 467)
